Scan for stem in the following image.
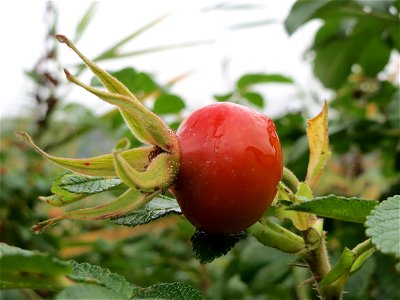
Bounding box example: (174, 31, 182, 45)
(298, 219, 342, 300)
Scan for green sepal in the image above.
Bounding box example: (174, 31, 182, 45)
(248, 221, 305, 254)
(39, 193, 86, 207)
(57, 34, 177, 152)
(31, 188, 158, 234)
(16, 131, 152, 176)
(113, 151, 178, 192)
(320, 248, 356, 288)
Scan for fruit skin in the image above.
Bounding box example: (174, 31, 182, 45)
(172, 102, 283, 234)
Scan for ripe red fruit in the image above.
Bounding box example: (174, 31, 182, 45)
(172, 102, 283, 234)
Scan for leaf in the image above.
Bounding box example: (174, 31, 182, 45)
(112, 195, 181, 227)
(191, 230, 247, 264)
(276, 182, 314, 230)
(68, 261, 133, 299)
(358, 37, 392, 76)
(153, 94, 185, 115)
(365, 195, 400, 258)
(56, 283, 125, 300)
(242, 91, 264, 108)
(55, 172, 123, 194)
(131, 282, 205, 300)
(284, 0, 329, 35)
(287, 195, 379, 223)
(31, 188, 157, 234)
(93, 14, 170, 62)
(214, 92, 233, 102)
(236, 73, 293, 90)
(0, 243, 72, 290)
(92, 68, 159, 96)
(73, 2, 98, 43)
(305, 101, 331, 189)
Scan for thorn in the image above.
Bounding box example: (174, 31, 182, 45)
(288, 263, 309, 268)
(298, 276, 315, 288)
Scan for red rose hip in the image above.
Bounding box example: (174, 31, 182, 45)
(172, 102, 283, 234)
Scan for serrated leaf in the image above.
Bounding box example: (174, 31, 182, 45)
(111, 195, 181, 227)
(236, 73, 293, 90)
(68, 261, 133, 299)
(153, 94, 185, 115)
(365, 195, 400, 258)
(56, 283, 125, 300)
(0, 243, 72, 290)
(56, 173, 122, 194)
(305, 101, 331, 189)
(131, 282, 205, 300)
(191, 230, 247, 264)
(287, 195, 379, 223)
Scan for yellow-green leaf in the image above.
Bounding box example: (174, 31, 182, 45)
(305, 101, 331, 189)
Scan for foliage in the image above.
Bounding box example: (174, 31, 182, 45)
(1, 1, 399, 300)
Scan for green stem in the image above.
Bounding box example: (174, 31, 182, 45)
(298, 219, 342, 300)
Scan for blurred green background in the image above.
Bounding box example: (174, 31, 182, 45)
(1, 1, 399, 299)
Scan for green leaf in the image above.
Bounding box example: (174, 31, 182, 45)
(284, 0, 329, 35)
(153, 94, 185, 115)
(68, 261, 133, 299)
(358, 37, 392, 76)
(73, 3, 98, 43)
(112, 195, 181, 227)
(242, 91, 264, 108)
(287, 195, 379, 223)
(214, 92, 233, 102)
(236, 73, 293, 90)
(93, 14, 170, 63)
(92, 68, 159, 96)
(55, 172, 123, 194)
(365, 195, 400, 258)
(0, 243, 72, 290)
(56, 283, 126, 300)
(191, 230, 247, 264)
(131, 282, 205, 300)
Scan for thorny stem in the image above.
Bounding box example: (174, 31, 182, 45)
(298, 219, 343, 300)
